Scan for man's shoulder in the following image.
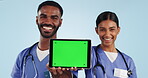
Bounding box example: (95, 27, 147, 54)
(18, 42, 38, 58)
(17, 46, 32, 59)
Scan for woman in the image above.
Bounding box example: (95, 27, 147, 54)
(85, 11, 137, 78)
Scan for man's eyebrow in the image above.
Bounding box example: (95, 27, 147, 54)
(51, 15, 59, 17)
(40, 13, 46, 16)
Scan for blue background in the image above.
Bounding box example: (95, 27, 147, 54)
(0, 0, 147, 77)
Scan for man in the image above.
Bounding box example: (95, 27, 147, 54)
(11, 1, 77, 78)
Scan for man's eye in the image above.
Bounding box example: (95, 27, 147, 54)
(51, 16, 58, 20)
(40, 15, 47, 18)
(53, 17, 58, 19)
(40, 16, 46, 18)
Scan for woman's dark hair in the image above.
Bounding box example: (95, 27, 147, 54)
(96, 11, 119, 27)
(37, 1, 63, 17)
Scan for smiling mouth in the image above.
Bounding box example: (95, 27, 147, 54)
(104, 38, 112, 40)
(43, 26, 53, 30)
(42, 26, 55, 33)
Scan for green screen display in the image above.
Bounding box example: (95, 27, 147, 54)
(50, 39, 91, 68)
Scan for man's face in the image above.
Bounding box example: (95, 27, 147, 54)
(36, 5, 62, 38)
(95, 20, 120, 47)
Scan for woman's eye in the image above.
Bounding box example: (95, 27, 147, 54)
(110, 29, 115, 31)
(99, 29, 105, 31)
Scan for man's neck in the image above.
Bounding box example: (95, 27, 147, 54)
(38, 36, 56, 51)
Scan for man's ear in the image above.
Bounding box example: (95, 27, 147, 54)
(59, 18, 63, 27)
(36, 16, 39, 25)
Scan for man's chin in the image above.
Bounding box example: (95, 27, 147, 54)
(41, 33, 56, 38)
(42, 35, 53, 38)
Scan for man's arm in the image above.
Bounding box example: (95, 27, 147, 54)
(11, 55, 21, 78)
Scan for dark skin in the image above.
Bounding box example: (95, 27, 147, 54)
(36, 5, 62, 50)
(36, 5, 79, 77)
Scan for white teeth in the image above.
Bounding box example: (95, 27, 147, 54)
(43, 26, 52, 30)
(104, 38, 111, 40)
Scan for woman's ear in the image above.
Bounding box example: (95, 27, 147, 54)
(117, 26, 120, 34)
(95, 27, 99, 35)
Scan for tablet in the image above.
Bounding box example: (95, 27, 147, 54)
(49, 39, 91, 68)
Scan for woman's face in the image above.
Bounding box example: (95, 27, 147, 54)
(95, 20, 120, 47)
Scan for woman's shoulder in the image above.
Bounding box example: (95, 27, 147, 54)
(120, 52, 132, 59)
(119, 52, 135, 65)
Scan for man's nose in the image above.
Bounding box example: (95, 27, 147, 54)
(44, 17, 53, 24)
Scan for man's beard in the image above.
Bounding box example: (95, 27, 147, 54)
(38, 24, 60, 38)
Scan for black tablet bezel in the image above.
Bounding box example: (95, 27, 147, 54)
(49, 39, 91, 68)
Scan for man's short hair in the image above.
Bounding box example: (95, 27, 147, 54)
(37, 1, 63, 17)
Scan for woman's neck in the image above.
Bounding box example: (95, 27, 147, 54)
(100, 44, 117, 53)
